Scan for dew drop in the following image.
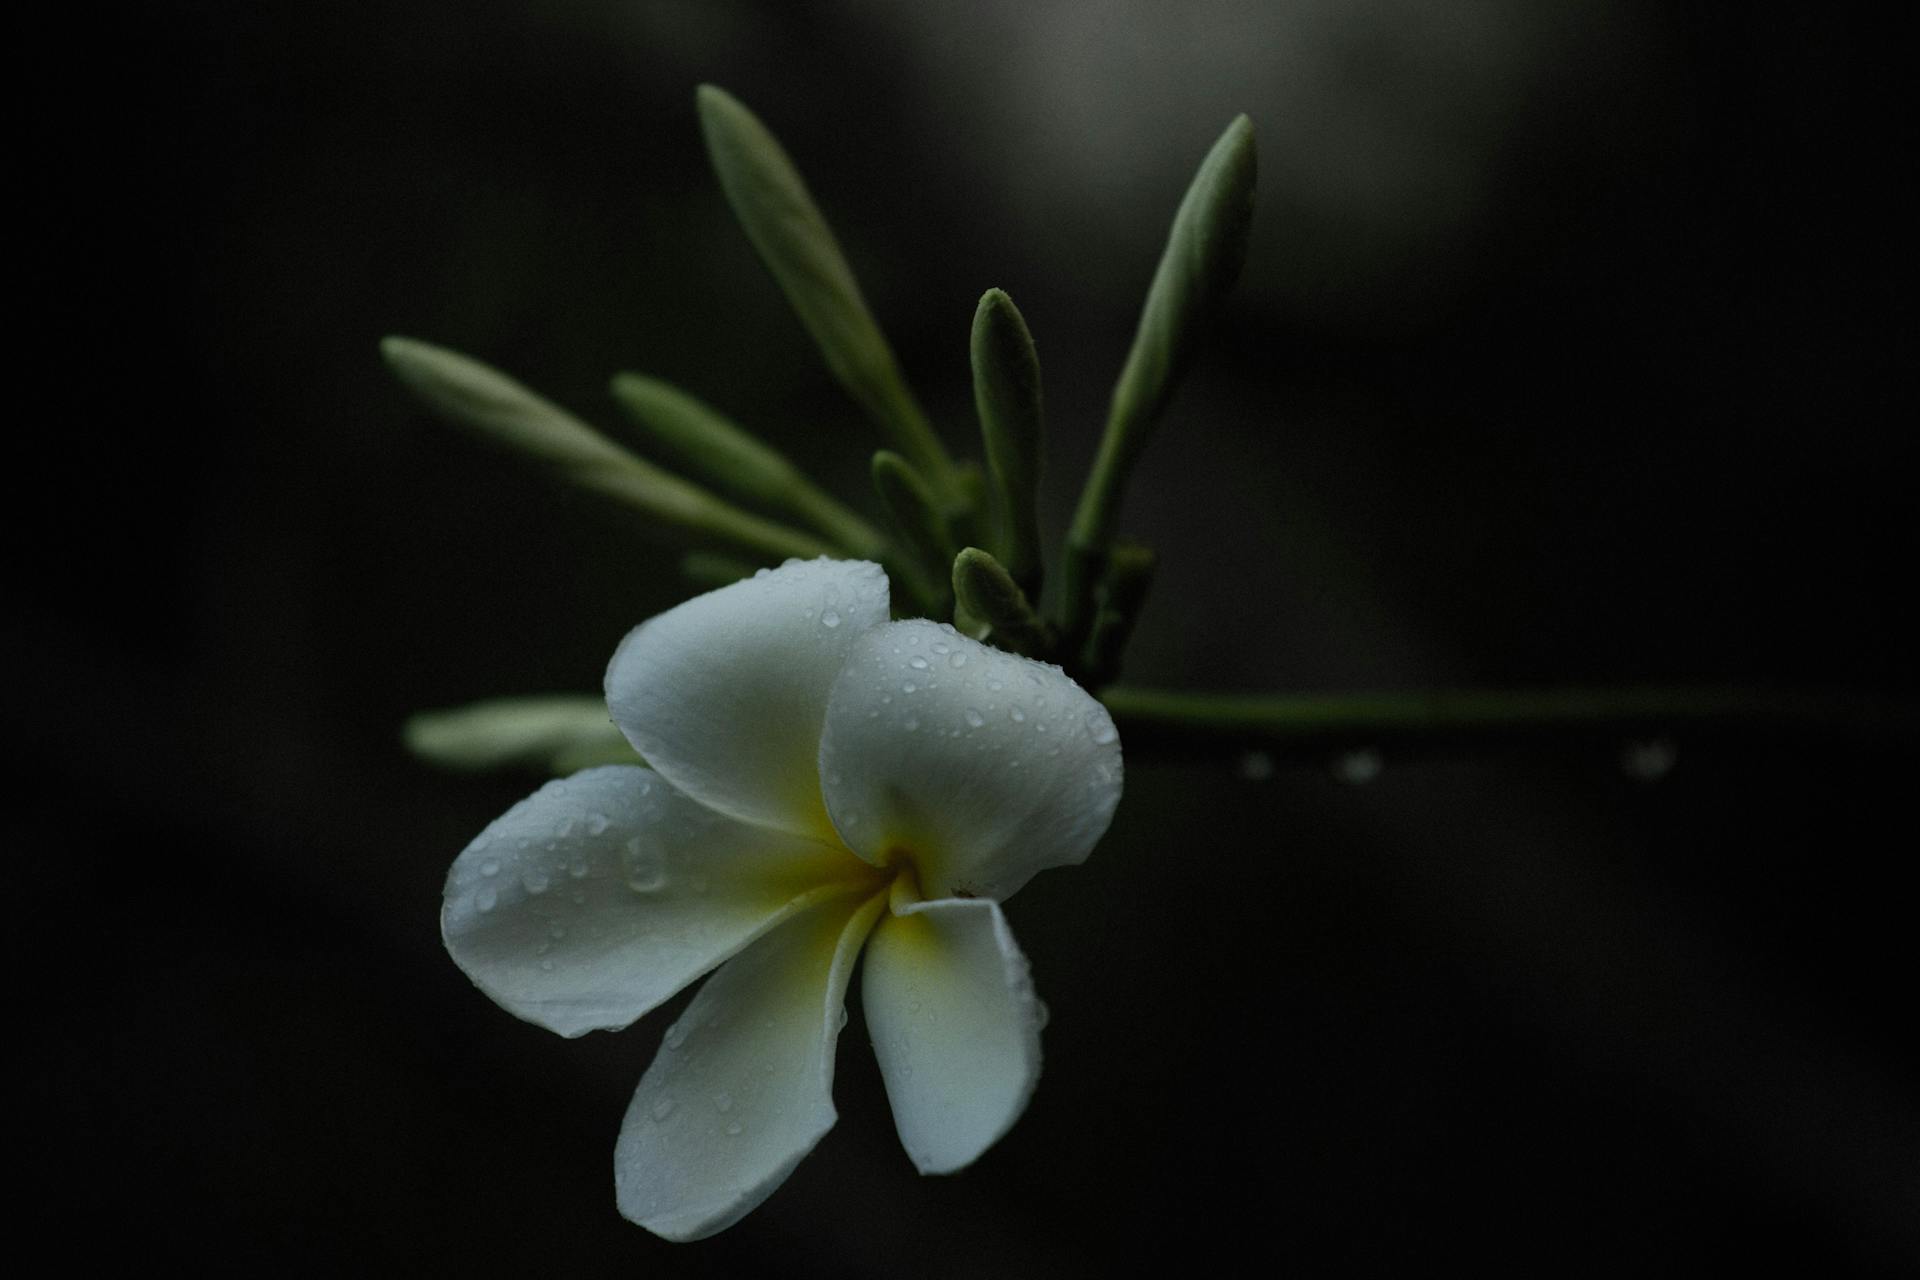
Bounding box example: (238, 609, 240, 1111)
(665, 1023, 690, 1050)
(476, 886, 498, 913)
(558, 817, 577, 839)
(626, 850, 668, 894)
(902, 682, 917, 694)
(586, 812, 610, 836)
(540, 958, 555, 971)
(1331, 748, 1384, 785)
(521, 868, 551, 894)
(964, 708, 986, 728)
(949, 651, 967, 668)
(909, 656, 930, 670)
(821, 608, 841, 628)
(725, 1121, 744, 1137)
(651, 1097, 676, 1122)
(1032, 999, 1051, 1030)
(480, 859, 501, 877)
(1010, 707, 1026, 723)
(1086, 712, 1118, 745)
(903, 716, 920, 732)
(1620, 738, 1677, 781)
(1237, 751, 1275, 782)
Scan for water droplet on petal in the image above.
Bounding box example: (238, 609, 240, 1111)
(1085, 712, 1118, 745)
(651, 1097, 676, 1122)
(904, 716, 920, 732)
(964, 708, 985, 728)
(476, 886, 498, 913)
(586, 812, 610, 836)
(725, 1121, 744, 1136)
(909, 655, 930, 670)
(1010, 707, 1026, 723)
(821, 609, 841, 628)
(479, 859, 501, 877)
(521, 868, 551, 894)
(902, 682, 917, 694)
(949, 651, 967, 668)
(714, 1091, 733, 1112)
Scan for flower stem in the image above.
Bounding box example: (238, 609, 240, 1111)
(1099, 684, 1906, 760)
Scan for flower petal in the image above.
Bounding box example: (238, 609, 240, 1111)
(606, 557, 891, 838)
(817, 619, 1123, 899)
(862, 897, 1044, 1174)
(615, 884, 889, 1241)
(442, 765, 869, 1038)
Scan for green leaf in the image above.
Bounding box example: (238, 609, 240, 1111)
(970, 289, 1045, 596)
(610, 373, 886, 558)
(1058, 115, 1256, 643)
(696, 85, 959, 502)
(871, 450, 956, 614)
(404, 697, 643, 775)
(680, 551, 758, 590)
(381, 337, 833, 563)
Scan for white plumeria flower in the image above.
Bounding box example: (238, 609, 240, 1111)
(441, 558, 1123, 1240)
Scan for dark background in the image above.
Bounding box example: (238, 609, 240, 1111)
(16, 1, 1915, 1273)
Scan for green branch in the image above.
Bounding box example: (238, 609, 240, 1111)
(1100, 685, 1908, 760)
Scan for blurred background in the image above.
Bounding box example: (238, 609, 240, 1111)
(15, 0, 1915, 1272)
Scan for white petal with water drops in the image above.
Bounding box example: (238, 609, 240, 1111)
(817, 620, 1123, 899)
(443, 766, 870, 1037)
(862, 897, 1044, 1174)
(615, 885, 888, 1241)
(605, 557, 890, 839)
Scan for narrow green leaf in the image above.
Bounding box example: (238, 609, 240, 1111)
(610, 373, 886, 558)
(381, 336, 833, 563)
(404, 697, 642, 775)
(1059, 115, 1256, 643)
(680, 551, 758, 590)
(696, 85, 958, 501)
(952, 546, 1051, 655)
(871, 450, 955, 614)
(970, 289, 1045, 596)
